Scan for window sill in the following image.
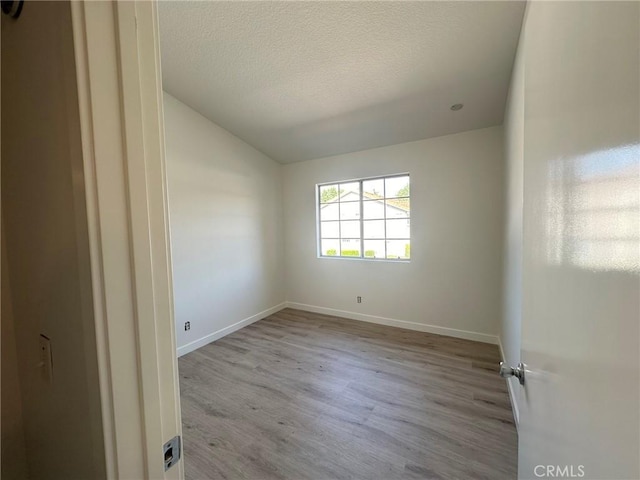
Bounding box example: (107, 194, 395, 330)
(317, 255, 410, 263)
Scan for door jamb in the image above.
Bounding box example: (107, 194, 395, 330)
(71, 2, 183, 478)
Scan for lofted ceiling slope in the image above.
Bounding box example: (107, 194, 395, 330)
(159, 1, 525, 164)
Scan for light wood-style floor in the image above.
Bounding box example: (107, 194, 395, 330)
(179, 308, 517, 480)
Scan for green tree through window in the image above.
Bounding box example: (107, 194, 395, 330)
(321, 186, 339, 203)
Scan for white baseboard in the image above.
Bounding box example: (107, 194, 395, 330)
(177, 303, 287, 357)
(285, 301, 499, 345)
(498, 337, 520, 429)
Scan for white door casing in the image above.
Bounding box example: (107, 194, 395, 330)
(518, 2, 639, 479)
(71, 1, 183, 478)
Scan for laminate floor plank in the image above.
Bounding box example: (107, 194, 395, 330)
(179, 308, 517, 480)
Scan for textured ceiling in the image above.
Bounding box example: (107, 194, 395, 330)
(159, 1, 525, 164)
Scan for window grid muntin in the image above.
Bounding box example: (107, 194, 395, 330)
(318, 174, 410, 261)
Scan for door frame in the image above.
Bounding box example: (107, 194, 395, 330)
(71, 1, 183, 478)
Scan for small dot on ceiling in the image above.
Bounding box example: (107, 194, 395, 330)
(450, 103, 464, 111)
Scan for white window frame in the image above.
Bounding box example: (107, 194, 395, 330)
(316, 173, 411, 262)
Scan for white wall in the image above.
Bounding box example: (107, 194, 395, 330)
(1, 222, 28, 480)
(0, 17, 27, 480)
(283, 127, 504, 342)
(500, 11, 525, 425)
(2, 3, 105, 478)
(164, 93, 285, 356)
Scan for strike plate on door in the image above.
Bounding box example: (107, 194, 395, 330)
(163, 435, 181, 471)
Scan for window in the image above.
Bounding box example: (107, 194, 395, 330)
(318, 174, 410, 260)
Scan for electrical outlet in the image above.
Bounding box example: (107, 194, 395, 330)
(39, 334, 53, 383)
(184, 321, 191, 331)
(357, 296, 362, 303)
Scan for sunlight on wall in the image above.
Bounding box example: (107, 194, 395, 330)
(546, 143, 639, 272)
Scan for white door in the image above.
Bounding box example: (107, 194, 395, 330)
(517, 2, 639, 479)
